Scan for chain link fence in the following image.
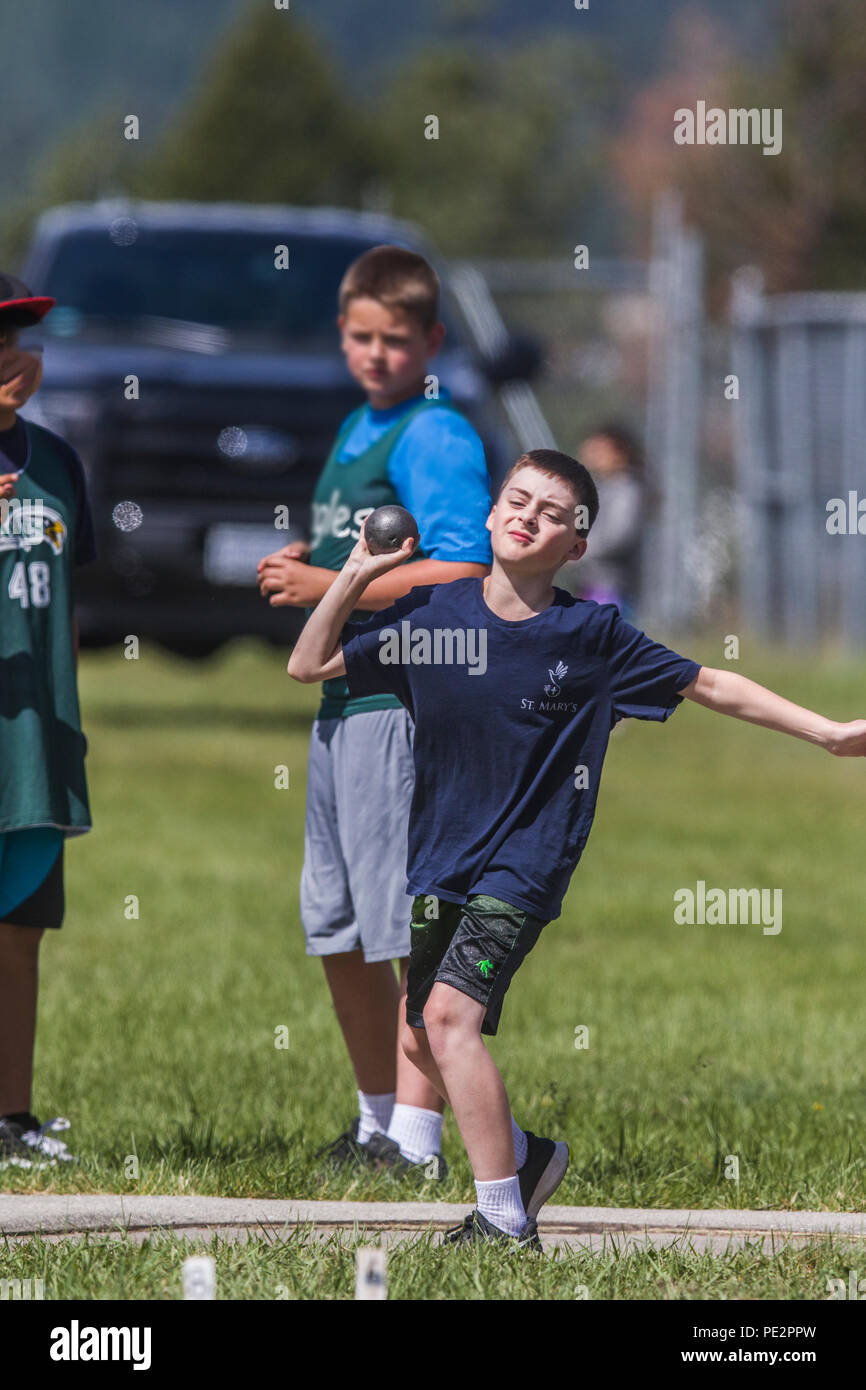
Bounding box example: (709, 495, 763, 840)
(455, 192, 865, 648)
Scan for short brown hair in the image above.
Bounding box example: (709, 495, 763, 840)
(499, 449, 600, 539)
(338, 245, 440, 332)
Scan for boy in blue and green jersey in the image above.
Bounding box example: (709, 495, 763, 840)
(258, 247, 492, 1171)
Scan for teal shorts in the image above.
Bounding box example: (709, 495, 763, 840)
(0, 828, 65, 928)
(405, 893, 547, 1036)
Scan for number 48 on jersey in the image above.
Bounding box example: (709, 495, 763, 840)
(8, 559, 51, 608)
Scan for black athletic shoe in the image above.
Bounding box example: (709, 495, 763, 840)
(0, 1117, 36, 1169)
(314, 1118, 370, 1169)
(442, 1209, 541, 1250)
(364, 1130, 449, 1180)
(517, 1131, 570, 1219)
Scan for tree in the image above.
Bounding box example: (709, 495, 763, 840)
(0, 106, 135, 266)
(613, 1, 866, 298)
(2, 8, 616, 268)
(370, 32, 615, 256)
(141, 9, 376, 205)
(0, 11, 372, 266)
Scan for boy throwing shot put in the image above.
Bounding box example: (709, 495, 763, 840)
(259, 247, 492, 1171)
(288, 447, 866, 1245)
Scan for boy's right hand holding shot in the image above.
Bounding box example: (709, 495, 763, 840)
(289, 447, 866, 1248)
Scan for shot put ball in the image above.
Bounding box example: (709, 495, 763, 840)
(364, 505, 420, 555)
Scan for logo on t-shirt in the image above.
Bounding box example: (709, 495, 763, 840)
(520, 659, 579, 715)
(0, 501, 66, 556)
(544, 660, 568, 697)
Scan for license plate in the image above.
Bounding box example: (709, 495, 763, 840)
(203, 524, 299, 586)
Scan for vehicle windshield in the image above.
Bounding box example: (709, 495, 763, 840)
(37, 228, 449, 350)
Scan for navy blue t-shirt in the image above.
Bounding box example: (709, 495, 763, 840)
(342, 577, 701, 921)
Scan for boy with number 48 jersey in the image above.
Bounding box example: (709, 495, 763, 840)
(0, 273, 96, 1169)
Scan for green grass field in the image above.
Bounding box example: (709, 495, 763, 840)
(2, 634, 865, 1299)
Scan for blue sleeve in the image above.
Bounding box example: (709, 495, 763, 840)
(342, 586, 436, 708)
(387, 408, 493, 565)
(601, 607, 701, 722)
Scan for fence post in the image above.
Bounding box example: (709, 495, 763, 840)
(643, 191, 703, 630)
(730, 268, 770, 640)
(841, 324, 866, 645)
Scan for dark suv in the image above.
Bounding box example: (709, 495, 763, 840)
(20, 200, 532, 654)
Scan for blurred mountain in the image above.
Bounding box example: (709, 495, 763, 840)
(309, 0, 771, 92)
(0, 0, 772, 203)
(0, 0, 248, 201)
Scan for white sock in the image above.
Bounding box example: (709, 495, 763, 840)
(357, 1090, 395, 1145)
(512, 1117, 528, 1170)
(475, 1175, 527, 1236)
(386, 1103, 443, 1162)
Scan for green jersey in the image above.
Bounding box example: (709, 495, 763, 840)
(309, 397, 451, 720)
(0, 419, 94, 836)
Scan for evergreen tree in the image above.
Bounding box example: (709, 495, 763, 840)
(142, 9, 376, 205)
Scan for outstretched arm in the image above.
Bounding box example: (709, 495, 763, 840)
(678, 667, 866, 757)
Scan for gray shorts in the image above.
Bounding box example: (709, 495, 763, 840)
(300, 707, 415, 963)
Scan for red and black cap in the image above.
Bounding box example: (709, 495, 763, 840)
(0, 272, 55, 329)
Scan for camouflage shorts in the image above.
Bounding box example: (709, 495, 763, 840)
(405, 893, 547, 1037)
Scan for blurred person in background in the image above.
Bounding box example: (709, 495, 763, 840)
(557, 424, 644, 620)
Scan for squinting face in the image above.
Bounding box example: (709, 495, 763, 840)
(486, 466, 587, 573)
(338, 297, 444, 407)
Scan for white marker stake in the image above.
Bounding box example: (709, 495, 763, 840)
(355, 1247, 387, 1300)
(183, 1255, 216, 1300)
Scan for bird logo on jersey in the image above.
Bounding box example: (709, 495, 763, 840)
(0, 500, 67, 555)
(544, 660, 568, 698)
(42, 515, 65, 554)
